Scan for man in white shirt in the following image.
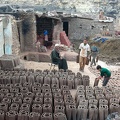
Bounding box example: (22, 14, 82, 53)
(79, 39, 90, 72)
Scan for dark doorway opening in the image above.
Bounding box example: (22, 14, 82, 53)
(63, 22, 68, 36)
(36, 16, 53, 47)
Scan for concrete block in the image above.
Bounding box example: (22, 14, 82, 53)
(0, 59, 15, 70)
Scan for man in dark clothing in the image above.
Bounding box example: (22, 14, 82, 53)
(51, 44, 68, 71)
(90, 43, 99, 67)
(96, 65, 111, 86)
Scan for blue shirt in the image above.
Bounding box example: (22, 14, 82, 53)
(91, 46, 98, 52)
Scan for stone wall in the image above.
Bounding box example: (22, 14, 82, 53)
(12, 19, 20, 55)
(68, 18, 94, 40)
(68, 17, 114, 40)
(22, 13, 36, 51)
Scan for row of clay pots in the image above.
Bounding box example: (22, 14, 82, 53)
(0, 110, 67, 120)
(0, 69, 90, 89)
(0, 83, 76, 120)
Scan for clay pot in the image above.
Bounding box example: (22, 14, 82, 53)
(99, 104, 108, 120)
(10, 88, 19, 94)
(0, 88, 9, 94)
(6, 110, 18, 120)
(0, 103, 8, 112)
(41, 113, 53, 120)
(11, 76, 20, 84)
(29, 112, 40, 120)
(110, 98, 119, 104)
(35, 92, 43, 99)
(67, 78, 74, 89)
(96, 94, 105, 100)
(53, 93, 63, 99)
(42, 89, 51, 94)
(9, 103, 19, 112)
(18, 110, 29, 120)
(0, 93, 4, 101)
(19, 75, 27, 85)
(54, 98, 64, 106)
(43, 104, 53, 113)
(20, 87, 29, 96)
(32, 104, 42, 114)
(33, 97, 43, 105)
(23, 82, 32, 91)
(23, 97, 33, 105)
(32, 87, 41, 93)
(5, 84, 13, 90)
(51, 84, 59, 90)
(42, 84, 50, 90)
(51, 78, 59, 87)
(89, 99, 98, 106)
(35, 75, 44, 85)
(109, 103, 120, 114)
(25, 92, 35, 99)
(12, 97, 22, 106)
(59, 77, 67, 87)
(27, 75, 34, 84)
(79, 99, 88, 107)
(44, 76, 51, 85)
(54, 112, 67, 120)
(44, 98, 53, 106)
(0, 110, 4, 120)
(64, 99, 75, 106)
(66, 105, 76, 120)
(99, 99, 108, 105)
(44, 93, 52, 99)
(54, 105, 65, 114)
(14, 83, 22, 90)
(77, 105, 88, 120)
(2, 98, 11, 106)
(89, 104, 98, 120)
(15, 93, 24, 99)
(20, 103, 30, 112)
(52, 89, 61, 94)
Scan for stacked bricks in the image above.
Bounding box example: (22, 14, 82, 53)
(76, 85, 120, 120)
(0, 69, 90, 89)
(0, 68, 79, 120)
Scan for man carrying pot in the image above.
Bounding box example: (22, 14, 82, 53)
(79, 39, 90, 72)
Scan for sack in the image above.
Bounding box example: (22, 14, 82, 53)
(94, 78, 99, 87)
(76, 55, 79, 63)
(86, 57, 89, 65)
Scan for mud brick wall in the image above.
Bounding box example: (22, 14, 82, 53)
(22, 13, 36, 52)
(68, 18, 114, 40)
(12, 20, 20, 55)
(68, 18, 94, 40)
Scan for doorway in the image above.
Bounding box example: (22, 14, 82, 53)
(63, 21, 68, 36)
(36, 16, 53, 47)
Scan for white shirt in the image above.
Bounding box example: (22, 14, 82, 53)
(79, 43, 90, 57)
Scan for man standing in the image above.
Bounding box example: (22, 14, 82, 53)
(79, 39, 90, 72)
(51, 44, 68, 71)
(90, 43, 99, 67)
(96, 65, 111, 86)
